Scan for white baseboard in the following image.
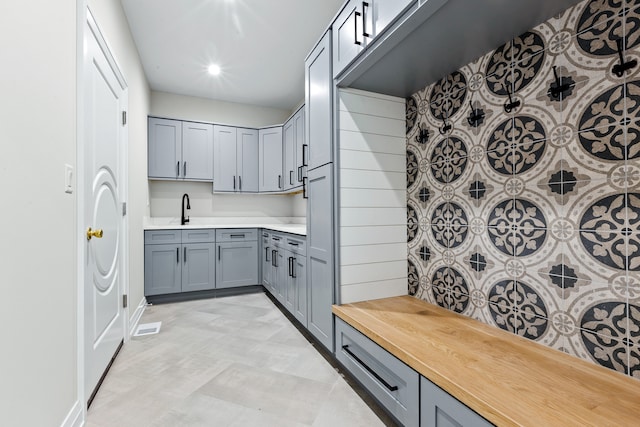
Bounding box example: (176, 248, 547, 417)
(60, 400, 83, 427)
(129, 296, 147, 337)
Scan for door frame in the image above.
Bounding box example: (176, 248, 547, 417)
(76, 3, 130, 417)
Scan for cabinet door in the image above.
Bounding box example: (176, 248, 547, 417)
(332, 0, 365, 78)
(275, 249, 287, 304)
(307, 164, 334, 350)
(283, 119, 296, 191)
(148, 118, 182, 179)
(284, 251, 296, 313)
(238, 128, 259, 192)
(294, 108, 306, 185)
(182, 121, 214, 181)
(293, 256, 308, 327)
(372, 0, 415, 37)
(420, 377, 493, 427)
(144, 244, 181, 296)
(214, 125, 238, 192)
(182, 243, 216, 292)
(216, 241, 259, 288)
(258, 127, 283, 192)
(262, 234, 272, 290)
(305, 31, 333, 170)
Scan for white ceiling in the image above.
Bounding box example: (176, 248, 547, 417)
(121, 0, 345, 111)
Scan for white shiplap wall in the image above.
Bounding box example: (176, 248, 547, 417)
(338, 88, 407, 304)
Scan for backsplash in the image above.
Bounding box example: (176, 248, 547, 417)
(406, 0, 639, 378)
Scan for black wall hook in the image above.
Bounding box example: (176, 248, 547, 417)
(439, 120, 452, 135)
(467, 101, 485, 128)
(548, 66, 574, 101)
(415, 125, 429, 144)
(612, 38, 637, 78)
(503, 85, 521, 114)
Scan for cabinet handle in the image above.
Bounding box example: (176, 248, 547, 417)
(239, 176, 242, 190)
(362, 2, 370, 37)
(265, 246, 270, 262)
(230, 234, 245, 238)
(342, 345, 399, 392)
(218, 245, 221, 261)
(298, 166, 303, 182)
(273, 250, 278, 267)
(292, 257, 297, 279)
(303, 177, 308, 199)
(288, 242, 299, 246)
(288, 257, 293, 277)
(176, 161, 180, 178)
(302, 144, 308, 167)
(184, 246, 187, 263)
(184, 161, 187, 177)
(278, 175, 282, 189)
(233, 176, 236, 190)
(176, 247, 179, 263)
(354, 11, 361, 45)
(290, 170, 294, 185)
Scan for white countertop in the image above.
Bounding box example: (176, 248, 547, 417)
(143, 217, 307, 236)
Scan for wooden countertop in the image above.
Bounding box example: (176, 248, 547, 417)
(333, 296, 640, 427)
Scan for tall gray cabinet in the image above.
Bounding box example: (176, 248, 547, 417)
(305, 30, 335, 351)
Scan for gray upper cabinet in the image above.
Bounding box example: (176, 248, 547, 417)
(294, 108, 306, 185)
(283, 118, 296, 191)
(284, 106, 306, 191)
(371, 0, 414, 37)
(182, 121, 214, 180)
(213, 125, 237, 192)
(214, 126, 259, 193)
(148, 117, 213, 181)
(148, 118, 182, 179)
(333, 0, 365, 78)
(238, 128, 259, 192)
(258, 127, 284, 192)
(305, 31, 333, 170)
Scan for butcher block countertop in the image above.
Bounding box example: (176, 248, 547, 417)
(333, 296, 640, 427)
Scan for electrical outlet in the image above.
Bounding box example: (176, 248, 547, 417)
(64, 164, 74, 194)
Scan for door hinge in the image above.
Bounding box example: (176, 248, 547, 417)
(123, 294, 128, 308)
(122, 111, 127, 126)
(122, 202, 127, 216)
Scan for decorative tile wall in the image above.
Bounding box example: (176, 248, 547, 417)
(406, 0, 640, 379)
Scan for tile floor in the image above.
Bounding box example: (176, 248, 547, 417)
(85, 292, 394, 427)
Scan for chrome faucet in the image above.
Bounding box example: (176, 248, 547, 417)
(181, 193, 190, 225)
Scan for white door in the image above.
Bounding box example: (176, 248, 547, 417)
(83, 14, 127, 404)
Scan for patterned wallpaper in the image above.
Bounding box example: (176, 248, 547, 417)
(406, 0, 640, 379)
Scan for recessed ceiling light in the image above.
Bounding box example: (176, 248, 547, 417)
(207, 64, 221, 76)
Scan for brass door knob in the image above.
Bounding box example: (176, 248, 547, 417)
(86, 227, 104, 240)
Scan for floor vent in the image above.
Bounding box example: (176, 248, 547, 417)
(133, 322, 162, 337)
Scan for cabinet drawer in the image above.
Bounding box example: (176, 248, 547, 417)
(216, 228, 257, 242)
(335, 318, 419, 427)
(182, 229, 215, 243)
(145, 230, 181, 245)
(271, 233, 284, 247)
(421, 376, 493, 427)
(285, 235, 306, 256)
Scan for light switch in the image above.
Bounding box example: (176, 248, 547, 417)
(64, 164, 74, 194)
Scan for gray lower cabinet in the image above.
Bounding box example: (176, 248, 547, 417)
(182, 243, 215, 292)
(144, 243, 182, 295)
(291, 255, 307, 327)
(261, 231, 272, 290)
(215, 229, 259, 289)
(420, 377, 493, 427)
(144, 229, 215, 296)
(335, 318, 419, 427)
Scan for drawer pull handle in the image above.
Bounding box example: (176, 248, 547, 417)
(265, 246, 270, 262)
(288, 242, 299, 246)
(230, 234, 245, 238)
(342, 345, 398, 392)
